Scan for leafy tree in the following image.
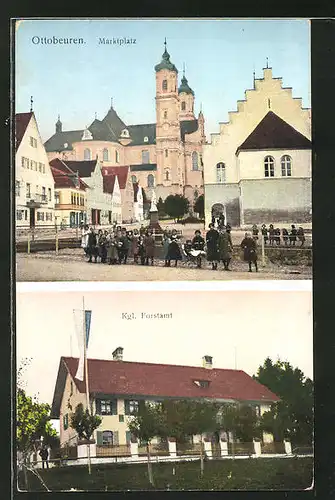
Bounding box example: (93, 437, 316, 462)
(164, 194, 190, 221)
(216, 403, 261, 447)
(194, 194, 204, 218)
(127, 401, 164, 486)
(70, 403, 102, 475)
(254, 357, 313, 445)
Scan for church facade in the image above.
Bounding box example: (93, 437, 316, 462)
(203, 66, 312, 228)
(44, 42, 205, 207)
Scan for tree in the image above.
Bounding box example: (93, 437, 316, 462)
(127, 401, 164, 486)
(253, 357, 313, 445)
(194, 194, 204, 218)
(164, 194, 190, 221)
(70, 403, 102, 475)
(216, 403, 261, 449)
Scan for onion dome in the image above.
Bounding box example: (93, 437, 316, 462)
(178, 74, 194, 96)
(154, 39, 178, 73)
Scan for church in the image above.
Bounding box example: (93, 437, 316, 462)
(44, 41, 205, 206)
(203, 65, 312, 228)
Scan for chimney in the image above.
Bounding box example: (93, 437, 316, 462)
(112, 346, 123, 361)
(202, 355, 213, 369)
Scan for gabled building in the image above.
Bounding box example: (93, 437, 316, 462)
(203, 66, 312, 227)
(51, 349, 279, 448)
(43, 41, 205, 205)
(133, 182, 144, 222)
(15, 112, 55, 227)
(102, 173, 122, 224)
(102, 166, 134, 223)
(51, 159, 113, 225)
(50, 158, 89, 227)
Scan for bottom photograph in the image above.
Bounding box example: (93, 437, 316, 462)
(16, 288, 313, 492)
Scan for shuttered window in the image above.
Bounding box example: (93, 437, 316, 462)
(95, 398, 117, 415)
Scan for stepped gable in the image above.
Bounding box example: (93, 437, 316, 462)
(51, 356, 279, 417)
(237, 111, 312, 152)
(15, 112, 33, 151)
(126, 124, 156, 146)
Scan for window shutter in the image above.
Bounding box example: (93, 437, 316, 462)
(124, 400, 130, 415)
(95, 399, 101, 414)
(112, 399, 117, 415)
(113, 431, 119, 446)
(96, 431, 103, 446)
(126, 431, 131, 444)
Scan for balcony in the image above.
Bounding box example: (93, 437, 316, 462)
(26, 193, 48, 208)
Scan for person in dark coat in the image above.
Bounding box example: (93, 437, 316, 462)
(162, 232, 171, 267)
(206, 223, 220, 270)
(144, 231, 155, 265)
(39, 446, 49, 469)
(282, 227, 289, 246)
(240, 232, 258, 272)
(131, 229, 140, 263)
(107, 230, 118, 265)
(166, 235, 183, 267)
(138, 235, 146, 265)
(261, 224, 268, 245)
(289, 225, 297, 246)
(297, 227, 305, 246)
(97, 229, 108, 263)
(275, 228, 281, 246)
(139, 224, 146, 236)
(218, 213, 225, 230)
(211, 215, 216, 225)
(252, 224, 259, 241)
(218, 227, 233, 271)
(269, 224, 275, 246)
(192, 230, 206, 268)
(87, 228, 98, 263)
(117, 229, 129, 264)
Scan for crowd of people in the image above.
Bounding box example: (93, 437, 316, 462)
(252, 223, 306, 247)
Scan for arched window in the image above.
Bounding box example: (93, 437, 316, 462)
(103, 148, 109, 161)
(264, 156, 275, 177)
(162, 80, 168, 91)
(216, 162, 226, 183)
(281, 155, 292, 177)
(147, 174, 155, 187)
(181, 101, 186, 111)
(102, 431, 113, 446)
(192, 151, 199, 171)
(84, 148, 91, 161)
(163, 110, 168, 119)
(142, 150, 149, 164)
(115, 150, 120, 163)
(131, 175, 137, 183)
(165, 169, 170, 181)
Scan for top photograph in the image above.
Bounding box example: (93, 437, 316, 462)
(14, 18, 312, 281)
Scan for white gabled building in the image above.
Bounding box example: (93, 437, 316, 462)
(102, 172, 122, 224)
(15, 112, 55, 227)
(133, 182, 144, 222)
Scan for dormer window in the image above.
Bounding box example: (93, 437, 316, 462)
(193, 380, 210, 388)
(121, 128, 130, 138)
(82, 129, 93, 141)
(64, 142, 68, 149)
(144, 136, 149, 142)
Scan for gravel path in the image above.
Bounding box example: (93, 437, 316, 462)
(16, 249, 312, 282)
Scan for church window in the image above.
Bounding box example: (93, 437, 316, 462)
(165, 149, 168, 157)
(181, 101, 186, 111)
(165, 169, 170, 181)
(103, 148, 109, 161)
(264, 156, 275, 177)
(142, 150, 150, 164)
(163, 110, 168, 119)
(192, 151, 199, 171)
(84, 148, 91, 161)
(147, 174, 155, 187)
(216, 162, 226, 183)
(281, 155, 292, 177)
(115, 150, 120, 163)
(131, 175, 137, 183)
(162, 79, 168, 91)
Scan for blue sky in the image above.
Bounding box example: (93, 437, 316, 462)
(15, 19, 310, 142)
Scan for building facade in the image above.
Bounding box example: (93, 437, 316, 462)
(15, 112, 55, 227)
(44, 42, 205, 205)
(203, 66, 312, 227)
(51, 349, 278, 449)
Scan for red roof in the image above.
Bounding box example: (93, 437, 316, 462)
(103, 174, 116, 194)
(102, 166, 130, 189)
(15, 112, 33, 151)
(237, 111, 311, 152)
(50, 159, 88, 190)
(51, 356, 279, 417)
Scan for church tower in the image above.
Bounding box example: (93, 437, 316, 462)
(178, 66, 195, 121)
(155, 40, 183, 195)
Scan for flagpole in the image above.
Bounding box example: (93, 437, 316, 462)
(83, 296, 90, 414)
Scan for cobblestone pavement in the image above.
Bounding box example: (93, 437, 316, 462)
(16, 248, 312, 281)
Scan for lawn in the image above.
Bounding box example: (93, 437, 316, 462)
(18, 457, 313, 491)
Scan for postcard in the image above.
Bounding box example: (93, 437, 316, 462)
(14, 18, 312, 281)
(16, 288, 313, 491)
